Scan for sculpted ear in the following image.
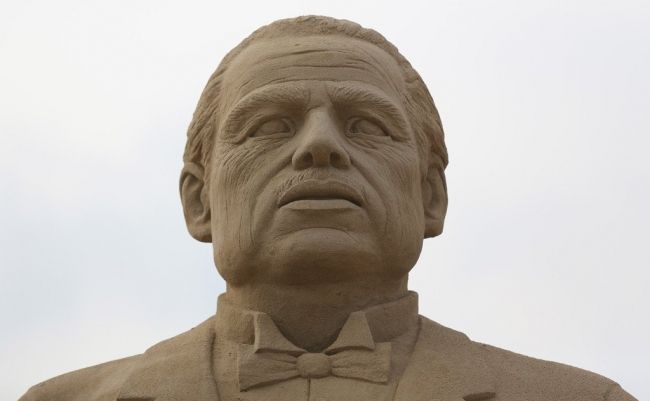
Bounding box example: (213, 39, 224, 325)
(180, 162, 212, 242)
(422, 162, 448, 238)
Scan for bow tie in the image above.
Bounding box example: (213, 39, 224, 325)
(238, 311, 392, 391)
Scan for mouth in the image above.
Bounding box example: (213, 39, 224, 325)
(278, 179, 364, 209)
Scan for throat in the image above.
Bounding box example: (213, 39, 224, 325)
(223, 278, 408, 351)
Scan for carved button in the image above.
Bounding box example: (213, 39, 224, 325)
(296, 353, 331, 378)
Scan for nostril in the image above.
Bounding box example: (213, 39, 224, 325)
(330, 151, 350, 168)
(294, 152, 313, 169)
(292, 141, 351, 169)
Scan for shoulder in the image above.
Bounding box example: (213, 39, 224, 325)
(417, 316, 636, 401)
(18, 316, 216, 401)
(475, 341, 635, 400)
(18, 355, 140, 401)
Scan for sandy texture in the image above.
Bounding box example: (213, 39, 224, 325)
(20, 15, 636, 401)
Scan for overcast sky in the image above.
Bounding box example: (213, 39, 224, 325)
(1, 1, 648, 399)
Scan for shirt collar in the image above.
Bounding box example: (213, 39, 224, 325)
(214, 291, 419, 349)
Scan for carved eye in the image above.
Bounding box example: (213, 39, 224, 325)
(250, 118, 293, 138)
(347, 117, 387, 137)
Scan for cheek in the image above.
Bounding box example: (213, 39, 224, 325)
(349, 141, 424, 274)
(213, 139, 286, 194)
(384, 148, 424, 227)
(210, 140, 290, 234)
(350, 140, 425, 233)
(209, 140, 289, 282)
(352, 140, 423, 202)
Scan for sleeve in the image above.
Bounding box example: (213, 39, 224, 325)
(604, 383, 638, 401)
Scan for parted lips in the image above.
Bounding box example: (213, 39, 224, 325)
(278, 179, 364, 208)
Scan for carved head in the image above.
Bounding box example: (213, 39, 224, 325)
(180, 16, 448, 286)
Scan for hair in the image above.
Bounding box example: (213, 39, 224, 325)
(183, 15, 448, 178)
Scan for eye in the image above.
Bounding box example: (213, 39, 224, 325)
(250, 118, 293, 138)
(347, 117, 388, 137)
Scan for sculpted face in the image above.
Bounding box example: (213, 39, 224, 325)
(192, 36, 435, 285)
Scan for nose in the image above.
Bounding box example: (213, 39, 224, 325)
(292, 110, 351, 170)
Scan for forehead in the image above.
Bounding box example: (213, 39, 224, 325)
(220, 35, 406, 110)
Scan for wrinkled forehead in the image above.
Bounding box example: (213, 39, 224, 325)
(220, 35, 406, 112)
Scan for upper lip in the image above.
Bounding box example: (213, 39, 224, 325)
(278, 179, 364, 207)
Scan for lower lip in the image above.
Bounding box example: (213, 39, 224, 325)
(282, 199, 360, 210)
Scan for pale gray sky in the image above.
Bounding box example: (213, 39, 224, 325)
(1, 1, 648, 399)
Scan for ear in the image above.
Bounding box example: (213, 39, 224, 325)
(180, 162, 212, 242)
(422, 161, 448, 238)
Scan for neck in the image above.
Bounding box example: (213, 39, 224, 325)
(223, 276, 408, 352)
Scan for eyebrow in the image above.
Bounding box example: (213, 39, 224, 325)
(219, 81, 411, 142)
(221, 84, 309, 138)
(326, 83, 410, 134)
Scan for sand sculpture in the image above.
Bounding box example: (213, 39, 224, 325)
(20, 16, 636, 401)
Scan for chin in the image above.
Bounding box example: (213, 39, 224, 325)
(262, 227, 383, 284)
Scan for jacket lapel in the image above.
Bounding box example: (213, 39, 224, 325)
(116, 316, 219, 401)
(394, 317, 497, 401)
